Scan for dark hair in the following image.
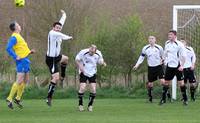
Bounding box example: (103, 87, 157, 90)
(169, 30, 177, 35)
(9, 22, 16, 31)
(53, 22, 62, 27)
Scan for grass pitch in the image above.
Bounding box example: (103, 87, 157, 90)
(0, 99, 199, 123)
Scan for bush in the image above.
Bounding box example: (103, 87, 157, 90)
(1, 81, 199, 100)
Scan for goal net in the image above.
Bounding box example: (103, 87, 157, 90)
(172, 5, 200, 100)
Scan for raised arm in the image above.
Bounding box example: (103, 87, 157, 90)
(97, 51, 106, 66)
(59, 9, 66, 28)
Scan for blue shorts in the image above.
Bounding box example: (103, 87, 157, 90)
(16, 57, 31, 73)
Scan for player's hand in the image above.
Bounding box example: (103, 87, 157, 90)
(190, 65, 195, 70)
(30, 49, 36, 54)
(160, 59, 164, 64)
(102, 62, 107, 67)
(16, 56, 21, 60)
(60, 9, 66, 14)
(178, 65, 183, 71)
(133, 64, 138, 70)
(69, 36, 73, 40)
(79, 66, 84, 73)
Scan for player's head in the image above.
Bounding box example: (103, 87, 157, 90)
(89, 44, 97, 56)
(53, 22, 62, 32)
(168, 30, 177, 41)
(180, 38, 187, 47)
(9, 21, 21, 32)
(148, 36, 156, 45)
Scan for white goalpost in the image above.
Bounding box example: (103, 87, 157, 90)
(172, 5, 200, 100)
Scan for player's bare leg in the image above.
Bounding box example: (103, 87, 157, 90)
(60, 55, 68, 85)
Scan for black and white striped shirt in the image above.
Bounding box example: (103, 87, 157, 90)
(47, 13, 72, 57)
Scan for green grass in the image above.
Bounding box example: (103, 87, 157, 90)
(0, 99, 200, 123)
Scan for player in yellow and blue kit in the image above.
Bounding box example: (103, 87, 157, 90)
(6, 21, 35, 109)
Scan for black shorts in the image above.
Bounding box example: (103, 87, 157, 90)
(79, 73, 96, 83)
(46, 55, 62, 74)
(183, 68, 196, 83)
(148, 65, 164, 82)
(165, 65, 184, 81)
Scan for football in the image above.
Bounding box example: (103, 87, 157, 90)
(15, 0, 25, 7)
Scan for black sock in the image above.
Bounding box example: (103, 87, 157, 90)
(78, 93, 84, 106)
(161, 85, 169, 101)
(167, 90, 171, 99)
(180, 85, 188, 101)
(147, 87, 153, 99)
(61, 63, 67, 78)
(190, 86, 196, 99)
(88, 93, 96, 106)
(47, 82, 56, 99)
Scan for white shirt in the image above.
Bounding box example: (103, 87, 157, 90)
(164, 40, 186, 68)
(47, 13, 72, 57)
(183, 46, 196, 68)
(75, 49, 104, 77)
(135, 44, 164, 67)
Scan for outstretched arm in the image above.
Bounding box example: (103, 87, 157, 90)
(133, 55, 145, 70)
(56, 10, 73, 41)
(53, 31, 72, 40)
